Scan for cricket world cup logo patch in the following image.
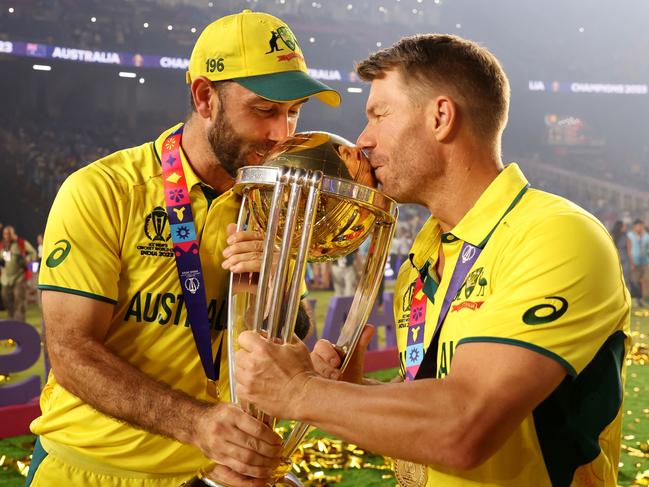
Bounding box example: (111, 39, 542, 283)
(145, 206, 171, 241)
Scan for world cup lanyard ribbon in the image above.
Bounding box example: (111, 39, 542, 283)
(161, 125, 219, 381)
(404, 242, 481, 381)
(405, 185, 529, 381)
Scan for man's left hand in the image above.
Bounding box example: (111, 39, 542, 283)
(222, 223, 266, 274)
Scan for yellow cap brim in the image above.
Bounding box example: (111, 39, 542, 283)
(235, 71, 341, 107)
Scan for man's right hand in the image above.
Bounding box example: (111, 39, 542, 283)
(310, 324, 375, 384)
(193, 402, 282, 485)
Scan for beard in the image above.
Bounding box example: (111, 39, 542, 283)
(372, 128, 444, 204)
(207, 91, 275, 178)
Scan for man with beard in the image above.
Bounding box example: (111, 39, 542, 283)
(28, 10, 339, 487)
(233, 34, 630, 487)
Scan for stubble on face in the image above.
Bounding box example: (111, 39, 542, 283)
(207, 88, 275, 178)
(376, 117, 445, 205)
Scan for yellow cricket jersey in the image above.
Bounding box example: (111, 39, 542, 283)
(34, 124, 239, 476)
(394, 163, 630, 487)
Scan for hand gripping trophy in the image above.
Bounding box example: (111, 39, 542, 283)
(185, 131, 397, 486)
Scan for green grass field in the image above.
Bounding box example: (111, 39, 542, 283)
(1, 293, 647, 486)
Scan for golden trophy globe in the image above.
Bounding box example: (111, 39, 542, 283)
(185, 132, 397, 487)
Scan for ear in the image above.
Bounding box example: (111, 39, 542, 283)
(190, 77, 216, 119)
(428, 95, 457, 142)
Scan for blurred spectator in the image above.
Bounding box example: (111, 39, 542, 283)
(310, 262, 331, 290)
(389, 226, 412, 278)
(331, 253, 357, 296)
(627, 219, 649, 306)
(610, 220, 631, 287)
(1, 225, 37, 321)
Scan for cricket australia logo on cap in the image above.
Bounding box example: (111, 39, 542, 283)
(266, 25, 303, 62)
(276, 26, 296, 51)
(184, 276, 200, 294)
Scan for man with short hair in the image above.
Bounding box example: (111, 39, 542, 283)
(234, 34, 630, 487)
(1, 225, 37, 321)
(28, 10, 339, 487)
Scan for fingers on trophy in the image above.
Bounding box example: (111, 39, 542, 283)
(188, 132, 397, 487)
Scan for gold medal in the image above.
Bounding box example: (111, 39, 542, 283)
(205, 379, 220, 400)
(393, 458, 428, 487)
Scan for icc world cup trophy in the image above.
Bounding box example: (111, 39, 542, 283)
(183, 131, 397, 486)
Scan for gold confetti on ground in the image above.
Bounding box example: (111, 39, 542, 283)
(0, 453, 31, 478)
(622, 442, 649, 459)
(626, 332, 648, 366)
(634, 469, 649, 485)
(284, 434, 394, 485)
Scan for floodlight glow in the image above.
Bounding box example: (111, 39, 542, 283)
(347, 87, 363, 93)
(167, 25, 173, 31)
(139, 77, 145, 84)
(33, 64, 51, 71)
(143, 22, 149, 28)
(8, 7, 15, 13)
(119, 71, 137, 78)
(90, 17, 96, 23)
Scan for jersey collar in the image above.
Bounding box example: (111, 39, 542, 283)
(444, 163, 529, 248)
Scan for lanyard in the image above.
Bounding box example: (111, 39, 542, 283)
(161, 125, 220, 381)
(407, 185, 529, 381)
(404, 243, 481, 381)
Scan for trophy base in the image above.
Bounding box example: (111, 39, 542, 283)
(180, 473, 302, 487)
(179, 476, 220, 487)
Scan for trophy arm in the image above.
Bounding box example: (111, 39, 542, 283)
(280, 207, 398, 459)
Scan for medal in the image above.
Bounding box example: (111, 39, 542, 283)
(394, 458, 428, 487)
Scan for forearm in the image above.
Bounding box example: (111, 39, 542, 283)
(295, 376, 476, 468)
(50, 338, 209, 446)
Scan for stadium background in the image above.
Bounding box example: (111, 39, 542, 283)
(0, 0, 648, 485)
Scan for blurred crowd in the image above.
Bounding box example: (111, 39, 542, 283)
(3, 116, 649, 304)
(0, 115, 157, 240)
(0, 0, 436, 68)
(530, 148, 649, 195)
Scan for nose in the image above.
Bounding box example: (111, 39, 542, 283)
(267, 114, 291, 143)
(356, 124, 374, 151)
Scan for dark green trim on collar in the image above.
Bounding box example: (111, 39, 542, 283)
(423, 273, 439, 303)
(418, 260, 439, 303)
(152, 141, 162, 166)
(442, 184, 530, 248)
(200, 184, 219, 208)
(477, 184, 530, 249)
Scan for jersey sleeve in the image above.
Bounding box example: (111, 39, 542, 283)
(38, 165, 125, 304)
(460, 213, 629, 376)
